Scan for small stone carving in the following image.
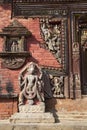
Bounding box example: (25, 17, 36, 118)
(74, 74, 80, 88)
(72, 42, 79, 52)
(50, 75, 64, 97)
(11, 40, 19, 52)
(18, 62, 44, 106)
(10, 36, 25, 52)
(81, 30, 87, 48)
(18, 36, 25, 51)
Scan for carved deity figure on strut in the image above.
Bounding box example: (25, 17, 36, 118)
(18, 62, 44, 106)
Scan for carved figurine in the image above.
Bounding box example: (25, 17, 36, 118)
(51, 76, 64, 97)
(18, 62, 44, 106)
(11, 40, 19, 52)
(18, 36, 24, 51)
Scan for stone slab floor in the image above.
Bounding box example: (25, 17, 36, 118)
(0, 120, 87, 130)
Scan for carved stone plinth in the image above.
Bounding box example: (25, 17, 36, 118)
(19, 102, 45, 113)
(10, 112, 55, 123)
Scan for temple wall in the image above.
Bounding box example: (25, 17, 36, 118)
(0, 4, 86, 119)
(46, 98, 87, 112)
(0, 5, 62, 119)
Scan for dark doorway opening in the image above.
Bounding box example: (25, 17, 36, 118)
(79, 14, 87, 95)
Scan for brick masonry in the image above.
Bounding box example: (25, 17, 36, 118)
(0, 4, 61, 119)
(0, 4, 87, 120)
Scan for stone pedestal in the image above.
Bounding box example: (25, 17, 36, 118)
(10, 112, 55, 123)
(19, 102, 45, 113)
(10, 103, 55, 123)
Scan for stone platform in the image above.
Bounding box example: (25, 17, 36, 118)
(0, 112, 86, 130)
(0, 112, 87, 130)
(0, 119, 87, 130)
(10, 112, 55, 123)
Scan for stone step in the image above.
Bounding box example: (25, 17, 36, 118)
(0, 120, 87, 130)
(9, 112, 87, 124)
(54, 112, 87, 122)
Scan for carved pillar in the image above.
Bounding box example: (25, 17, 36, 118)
(72, 42, 81, 98)
(70, 12, 82, 99)
(68, 14, 74, 99)
(64, 76, 69, 98)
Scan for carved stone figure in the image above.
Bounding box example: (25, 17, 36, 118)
(18, 62, 44, 106)
(73, 42, 79, 52)
(18, 36, 25, 51)
(51, 76, 64, 97)
(74, 74, 80, 88)
(10, 63, 55, 121)
(11, 40, 18, 52)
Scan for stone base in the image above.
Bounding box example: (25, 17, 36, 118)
(9, 112, 55, 123)
(1, 120, 87, 130)
(19, 102, 45, 113)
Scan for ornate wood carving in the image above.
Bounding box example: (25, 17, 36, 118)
(11, 0, 69, 18)
(71, 11, 85, 98)
(40, 17, 68, 75)
(11, 0, 87, 18)
(0, 20, 31, 69)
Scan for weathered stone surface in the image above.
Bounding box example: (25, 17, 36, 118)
(9, 112, 55, 123)
(0, 121, 87, 130)
(19, 103, 45, 113)
(0, 125, 13, 130)
(55, 112, 87, 122)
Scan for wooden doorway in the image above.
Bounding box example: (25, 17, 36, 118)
(79, 15, 87, 95)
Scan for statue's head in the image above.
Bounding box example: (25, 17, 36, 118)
(27, 62, 36, 74)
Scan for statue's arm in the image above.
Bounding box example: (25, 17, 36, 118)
(19, 63, 30, 75)
(19, 74, 27, 90)
(39, 70, 43, 80)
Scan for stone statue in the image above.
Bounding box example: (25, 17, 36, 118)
(18, 36, 24, 51)
(10, 62, 55, 121)
(18, 62, 44, 106)
(11, 40, 18, 52)
(51, 76, 64, 97)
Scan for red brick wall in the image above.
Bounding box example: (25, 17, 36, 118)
(19, 18, 61, 68)
(0, 98, 17, 119)
(0, 4, 61, 119)
(0, 5, 61, 94)
(0, 6, 61, 93)
(0, 4, 87, 120)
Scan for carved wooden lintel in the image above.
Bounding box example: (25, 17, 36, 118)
(0, 52, 31, 58)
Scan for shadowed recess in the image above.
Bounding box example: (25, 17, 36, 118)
(6, 81, 14, 94)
